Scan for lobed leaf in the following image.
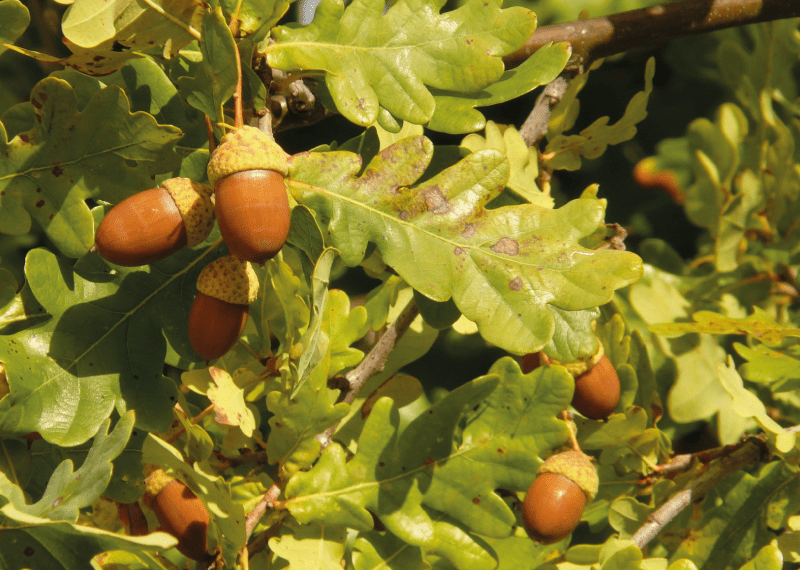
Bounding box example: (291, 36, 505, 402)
(288, 137, 642, 354)
(269, 521, 347, 570)
(0, 242, 230, 445)
(0, 78, 182, 258)
(59, 0, 204, 75)
(461, 120, 553, 208)
(650, 308, 800, 346)
(176, 10, 238, 124)
(545, 58, 655, 171)
(428, 42, 570, 135)
(266, 0, 537, 126)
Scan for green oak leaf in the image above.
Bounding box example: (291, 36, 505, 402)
(0, 504, 177, 570)
(142, 435, 246, 568)
(267, 287, 351, 479)
(0, 244, 229, 446)
(0, 0, 29, 57)
(12, 413, 134, 521)
(461, 121, 553, 207)
(269, 521, 347, 570)
(266, 0, 537, 126)
(286, 359, 573, 544)
(294, 248, 336, 397)
(176, 9, 238, 123)
(0, 78, 182, 258)
(543, 306, 600, 364)
(736, 343, 800, 392)
(737, 546, 783, 570)
(59, 0, 205, 75)
(428, 42, 570, 135)
(717, 357, 794, 454)
(577, 407, 668, 474)
(545, 58, 655, 171)
(650, 308, 800, 347)
(288, 137, 642, 354)
(353, 530, 430, 570)
(328, 289, 367, 376)
(220, 0, 289, 37)
(181, 367, 257, 437)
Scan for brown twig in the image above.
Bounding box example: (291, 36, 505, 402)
(504, 0, 800, 70)
(630, 428, 799, 548)
(245, 482, 284, 541)
(316, 298, 420, 449)
(519, 76, 570, 148)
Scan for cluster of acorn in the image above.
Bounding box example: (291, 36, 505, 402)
(518, 340, 620, 542)
(95, 126, 291, 361)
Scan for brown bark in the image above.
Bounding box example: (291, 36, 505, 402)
(504, 0, 800, 69)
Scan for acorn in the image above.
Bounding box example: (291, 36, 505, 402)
(572, 350, 620, 420)
(143, 469, 213, 562)
(522, 451, 598, 544)
(95, 178, 215, 266)
(188, 254, 259, 361)
(521, 342, 620, 420)
(206, 126, 290, 264)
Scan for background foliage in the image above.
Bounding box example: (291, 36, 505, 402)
(1, 0, 800, 569)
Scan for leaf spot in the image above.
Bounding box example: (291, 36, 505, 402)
(472, 497, 480, 504)
(491, 237, 519, 256)
(398, 210, 409, 221)
(31, 98, 42, 110)
(422, 187, 451, 214)
(35, 200, 45, 208)
(454, 246, 465, 255)
(509, 277, 523, 291)
(18, 134, 28, 143)
(461, 223, 476, 239)
(52, 497, 63, 508)
(24, 546, 35, 557)
(51, 164, 64, 177)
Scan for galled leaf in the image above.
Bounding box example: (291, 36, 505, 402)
(266, 0, 537, 126)
(288, 137, 642, 354)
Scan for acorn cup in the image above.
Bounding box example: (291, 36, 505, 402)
(206, 126, 290, 264)
(94, 178, 215, 266)
(522, 451, 599, 544)
(143, 469, 214, 563)
(188, 254, 259, 362)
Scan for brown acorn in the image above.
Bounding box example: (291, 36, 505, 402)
(143, 469, 213, 562)
(95, 178, 215, 266)
(188, 254, 258, 361)
(572, 354, 620, 420)
(207, 126, 290, 264)
(522, 451, 598, 544)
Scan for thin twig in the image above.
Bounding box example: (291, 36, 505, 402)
(504, 0, 800, 70)
(519, 76, 570, 148)
(245, 483, 284, 541)
(316, 298, 420, 449)
(631, 433, 773, 549)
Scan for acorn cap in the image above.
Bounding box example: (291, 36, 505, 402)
(197, 254, 259, 306)
(207, 126, 289, 187)
(539, 451, 599, 501)
(161, 178, 215, 247)
(550, 342, 605, 378)
(143, 468, 174, 508)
